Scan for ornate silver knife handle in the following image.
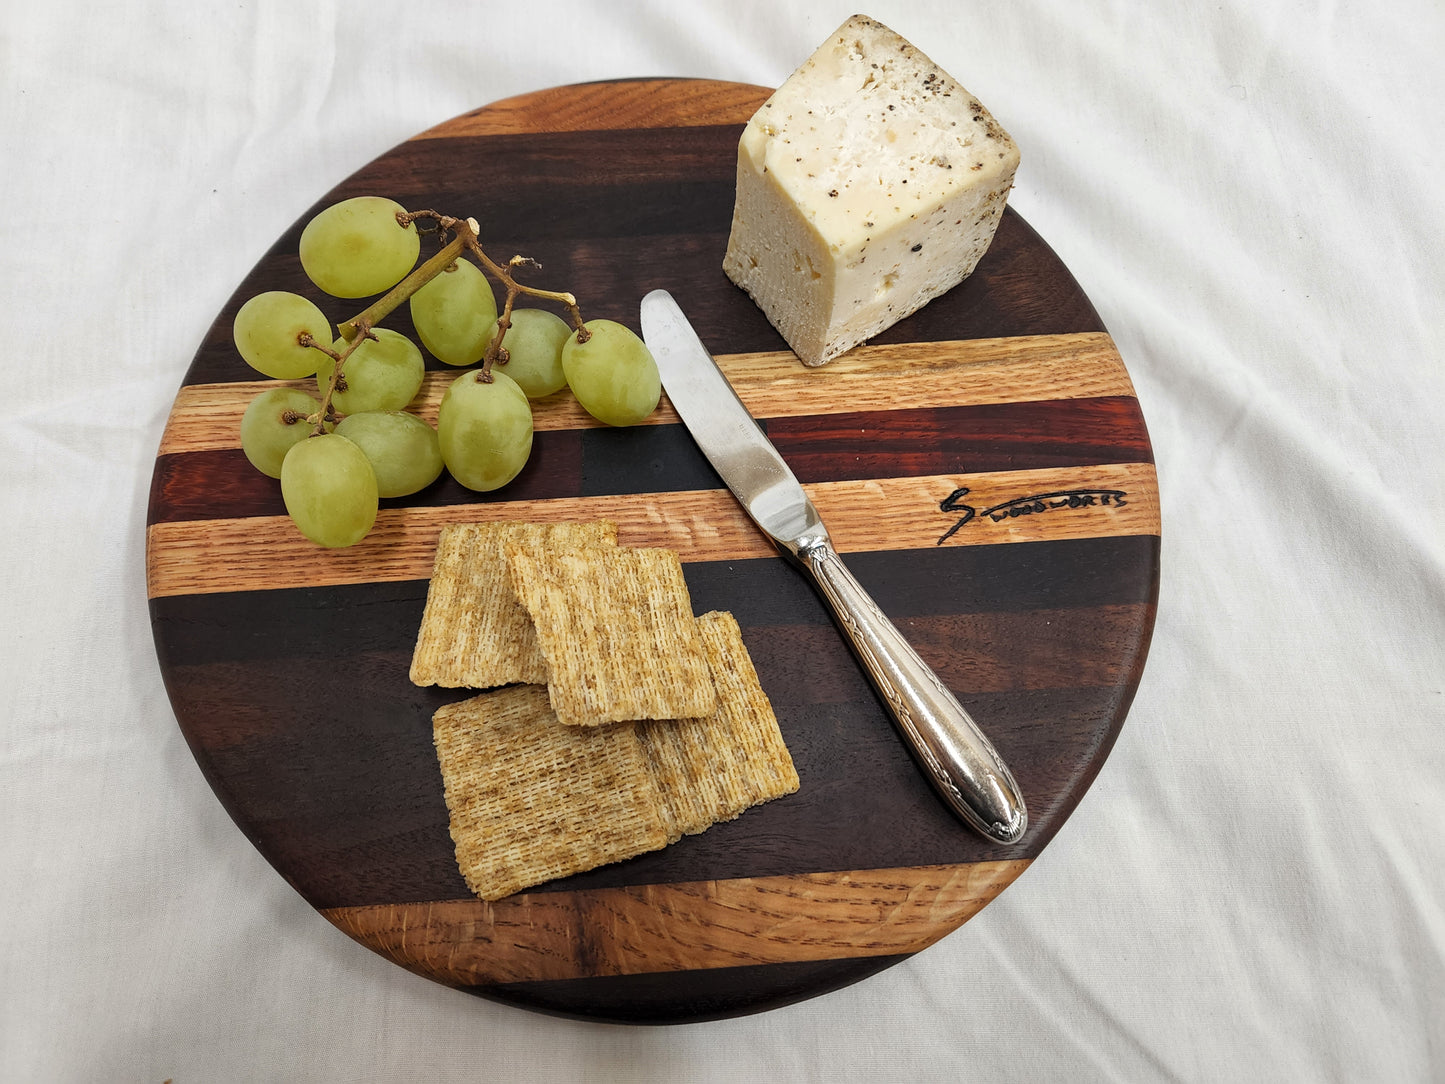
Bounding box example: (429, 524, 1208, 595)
(787, 532, 1027, 844)
(638, 288, 1025, 844)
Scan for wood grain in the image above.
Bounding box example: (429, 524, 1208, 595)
(152, 554, 1153, 909)
(146, 80, 1159, 1022)
(151, 395, 1152, 527)
(323, 860, 1029, 986)
(157, 333, 1131, 455)
(147, 461, 1158, 597)
(413, 79, 772, 139)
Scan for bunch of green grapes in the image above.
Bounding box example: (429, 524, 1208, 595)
(232, 196, 661, 548)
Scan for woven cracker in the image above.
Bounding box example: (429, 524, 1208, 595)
(410, 521, 617, 689)
(506, 545, 718, 727)
(640, 611, 800, 837)
(432, 685, 670, 901)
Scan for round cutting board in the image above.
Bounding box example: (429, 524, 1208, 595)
(146, 79, 1159, 1024)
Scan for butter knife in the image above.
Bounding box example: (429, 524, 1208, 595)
(640, 289, 1027, 844)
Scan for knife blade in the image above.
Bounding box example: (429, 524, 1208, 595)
(640, 289, 1027, 844)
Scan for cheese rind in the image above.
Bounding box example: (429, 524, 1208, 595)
(723, 15, 1020, 366)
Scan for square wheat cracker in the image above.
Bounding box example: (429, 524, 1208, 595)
(432, 685, 670, 901)
(410, 520, 617, 689)
(639, 611, 800, 837)
(506, 545, 717, 727)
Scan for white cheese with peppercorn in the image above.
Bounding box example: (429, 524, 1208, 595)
(723, 15, 1020, 366)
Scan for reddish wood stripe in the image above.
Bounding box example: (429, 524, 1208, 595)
(148, 432, 582, 527)
(148, 396, 1151, 525)
(766, 395, 1151, 479)
(322, 860, 1029, 985)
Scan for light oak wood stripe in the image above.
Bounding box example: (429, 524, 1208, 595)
(322, 860, 1029, 985)
(146, 462, 1159, 598)
(158, 333, 1130, 455)
(411, 78, 768, 140)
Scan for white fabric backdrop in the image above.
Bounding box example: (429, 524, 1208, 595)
(3, 1, 1441, 1079)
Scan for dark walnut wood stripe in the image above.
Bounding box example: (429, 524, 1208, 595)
(321, 860, 1029, 986)
(475, 954, 914, 1025)
(165, 661, 1139, 909)
(151, 537, 1160, 666)
(151, 535, 1156, 910)
(146, 462, 1159, 598)
(184, 204, 1106, 387)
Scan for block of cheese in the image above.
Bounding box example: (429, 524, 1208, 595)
(722, 15, 1020, 366)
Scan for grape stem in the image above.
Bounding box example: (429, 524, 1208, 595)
(335, 234, 467, 344)
(299, 328, 376, 435)
(306, 209, 591, 413)
(391, 210, 591, 383)
(462, 238, 590, 382)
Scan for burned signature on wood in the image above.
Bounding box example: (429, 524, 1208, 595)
(937, 486, 1129, 545)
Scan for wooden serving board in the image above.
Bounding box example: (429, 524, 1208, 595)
(146, 79, 1159, 1024)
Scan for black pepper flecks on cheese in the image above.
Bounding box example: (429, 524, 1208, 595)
(723, 15, 1019, 366)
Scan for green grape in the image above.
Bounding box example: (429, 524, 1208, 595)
(299, 196, 421, 298)
(233, 291, 331, 379)
(335, 411, 444, 498)
(410, 258, 498, 366)
(561, 319, 661, 426)
(316, 328, 425, 413)
(488, 308, 571, 398)
(240, 387, 324, 478)
(436, 369, 533, 492)
(280, 434, 378, 548)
